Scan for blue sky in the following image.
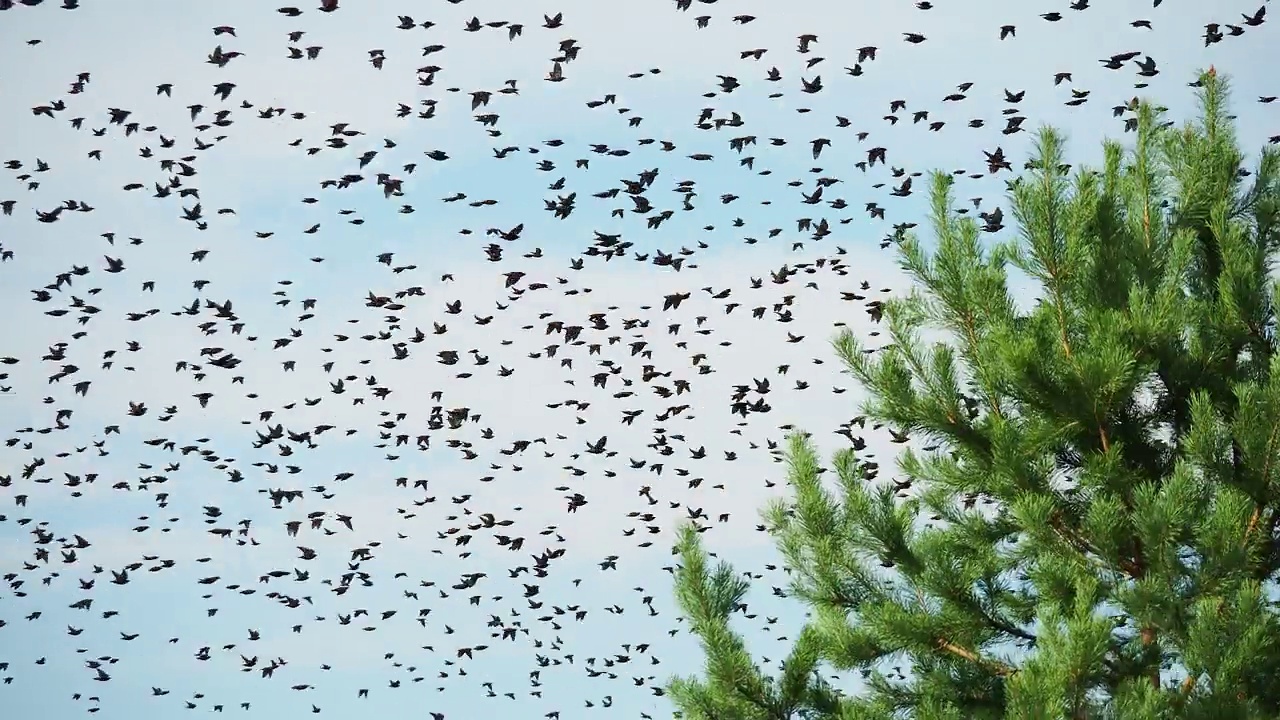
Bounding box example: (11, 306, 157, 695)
(0, 0, 1276, 718)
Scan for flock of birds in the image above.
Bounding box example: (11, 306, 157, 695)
(1, 0, 1276, 717)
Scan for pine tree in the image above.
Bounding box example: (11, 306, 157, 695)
(666, 68, 1280, 719)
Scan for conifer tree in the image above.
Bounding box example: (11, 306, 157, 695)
(666, 68, 1280, 719)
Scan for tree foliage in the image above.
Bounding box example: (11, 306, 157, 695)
(667, 68, 1280, 719)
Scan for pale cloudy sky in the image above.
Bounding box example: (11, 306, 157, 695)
(0, 0, 1275, 718)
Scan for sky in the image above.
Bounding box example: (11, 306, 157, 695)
(0, 0, 1276, 718)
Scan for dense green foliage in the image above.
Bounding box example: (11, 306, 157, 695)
(666, 69, 1280, 719)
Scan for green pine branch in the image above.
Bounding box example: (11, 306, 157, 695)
(667, 68, 1280, 719)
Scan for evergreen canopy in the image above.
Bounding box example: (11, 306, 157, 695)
(667, 68, 1280, 719)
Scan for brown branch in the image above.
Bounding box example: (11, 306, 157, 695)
(1140, 626, 1160, 689)
(1244, 505, 1262, 547)
(1256, 420, 1280, 491)
(1057, 302, 1074, 361)
(937, 638, 980, 663)
(1049, 512, 1145, 578)
(957, 312, 1004, 421)
(916, 588, 1019, 679)
(1243, 422, 1280, 553)
(935, 638, 1017, 677)
(1142, 203, 1152, 251)
(983, 610, 1038, 643)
